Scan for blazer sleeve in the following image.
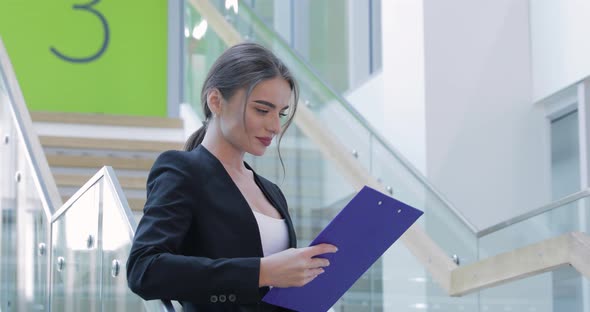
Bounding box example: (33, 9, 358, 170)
(126, 150, 261, 303)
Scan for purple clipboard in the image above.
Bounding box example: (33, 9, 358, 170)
(262, 185, 424, 312)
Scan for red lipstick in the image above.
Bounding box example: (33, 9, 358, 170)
(256, 137, 272, 146)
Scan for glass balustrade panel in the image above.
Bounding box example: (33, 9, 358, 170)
(50, 180, 101, 312)
(0, 67, 18, 312)
(101, 175, 168, 312)
(479, 197, 589, 258)
(479, 266, 589, 312)
(1, 63, 50, 312)
(15, 139, 49, 311)
(371, 138, 478, 265)
(183, 0, 478, 266)
(181, 1, 485, 310)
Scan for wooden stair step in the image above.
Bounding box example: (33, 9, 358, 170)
(32, 111, 183, 128)
(40, 136, 183, 152)
(55, 174, 146, 190)
(47, 155, 155, 171)
(61, 196, 145, 212)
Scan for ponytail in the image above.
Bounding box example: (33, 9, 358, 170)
(183, 121, 208, 151)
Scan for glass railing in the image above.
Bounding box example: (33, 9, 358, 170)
(1, 91, 51, 311)
(183, 1, 589, 310)
(478, 189, 590, 258)
(1, 36, 61, 312)
(184, 1, 478, 310)
(184, 0, 478, 262)
(475, 191, 589, 311)
(479, 265, 589, 312)
(49, 167, 174, 312)
(0, 37, 174, 312)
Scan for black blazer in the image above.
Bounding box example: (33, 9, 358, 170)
(127, 145, 297, 312)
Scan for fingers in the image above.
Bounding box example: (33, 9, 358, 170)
(299, 268, 325, 287)
(306, 243, 338, 257)
(309, 257, 330, 269)
(307, 267, 325, 278)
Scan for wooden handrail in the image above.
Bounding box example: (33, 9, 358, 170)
(450, 231, 590, 296)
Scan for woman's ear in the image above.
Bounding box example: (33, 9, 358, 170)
(206, 89, 223, 116)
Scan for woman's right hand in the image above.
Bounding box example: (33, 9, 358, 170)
(259, 244, 338, 288)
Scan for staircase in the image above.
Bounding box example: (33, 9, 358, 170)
(31, 111, 185, 219)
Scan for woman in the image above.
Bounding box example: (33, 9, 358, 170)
(127, 42, 337, 311)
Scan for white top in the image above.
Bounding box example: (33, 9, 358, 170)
(252, 210, 289, 257)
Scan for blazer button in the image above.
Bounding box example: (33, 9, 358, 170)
(210, 295, 218, 303)
(228, 294, 236, 302)
(219, 294, 227, 302)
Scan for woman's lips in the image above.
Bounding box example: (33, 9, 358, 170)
(256, 137, 272, 146)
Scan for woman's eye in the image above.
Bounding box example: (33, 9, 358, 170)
(255, 108, 269, 114)
(279, 112, 288, 118)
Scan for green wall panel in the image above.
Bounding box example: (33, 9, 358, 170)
(0, 0, 167, 116)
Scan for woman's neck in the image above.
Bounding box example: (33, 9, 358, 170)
(201, 129, 248, 174)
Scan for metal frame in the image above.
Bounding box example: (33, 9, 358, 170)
(578, 78, 590, 209)
(104, 166, 139, 234)
(477, 188, 590, 237)
(576, 78, 590, 310)
(167, 0, 184, 118)
(50, 168, 104, 223)
(540, 83, 578, 121)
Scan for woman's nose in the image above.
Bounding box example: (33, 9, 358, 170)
(267, 114, 281, 134)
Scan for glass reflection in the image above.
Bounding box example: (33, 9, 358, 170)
(102, 179, 145, 311)
(192, 20, 209, 40)
(225, 0, 238, 14)
(51, 180, 101, 312)
(1, 61, 50, 311)
(0, 69, 18, 312)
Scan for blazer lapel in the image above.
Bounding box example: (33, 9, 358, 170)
(196, 145, 297, 250)
(195, 146, 265, 256)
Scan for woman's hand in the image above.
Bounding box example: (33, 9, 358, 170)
(259, 244, 338, 288)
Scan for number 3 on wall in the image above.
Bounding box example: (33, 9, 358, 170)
(50, 0, 110, 63)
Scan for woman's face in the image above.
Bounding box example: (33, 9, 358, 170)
(217, 77, 292, 156)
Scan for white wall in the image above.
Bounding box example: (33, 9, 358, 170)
(531, 0, 590, 102)
(345, 72, 384, 133)
(379, 0, 427, 174)
(380, 1, 428, 310)
(423, 0, 550, 230)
